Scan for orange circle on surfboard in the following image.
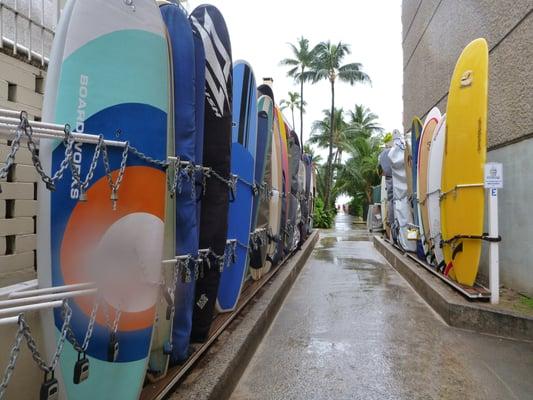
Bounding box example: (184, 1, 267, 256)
(60, 166, 165, 331)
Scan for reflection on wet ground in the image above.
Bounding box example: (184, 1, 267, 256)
(231, 213, 533, 400)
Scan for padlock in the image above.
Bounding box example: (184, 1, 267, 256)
(40, 371, 59, 400)
(107, 332, 119, 362)
(73, 352, 90, 384)
(45, 181, 56, 191)
(110, 189, 118, 211)
(79, 189, 88, 202)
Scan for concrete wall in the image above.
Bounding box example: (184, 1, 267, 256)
(402, 1, 533, 295)
(0, 51, 46, 287)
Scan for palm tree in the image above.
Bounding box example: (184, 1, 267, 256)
(303, 144, 322, 166)
(309, 41, 370, 209)
(309, 108, 348, 167)
(280, 92, 306, 130)
(336, 133, 384, 218)
(345, 104, 382, 141)
(280, 37, 315, 146)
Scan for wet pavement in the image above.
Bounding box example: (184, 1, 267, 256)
(231, 213, 533, 400)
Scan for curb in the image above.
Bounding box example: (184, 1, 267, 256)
(373, 236, 533, 341)
(168, 230, 320, 400)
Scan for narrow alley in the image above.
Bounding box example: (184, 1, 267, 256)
(231, 214, 533, 400)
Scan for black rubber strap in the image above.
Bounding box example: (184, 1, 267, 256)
(443, 233, 502, 244)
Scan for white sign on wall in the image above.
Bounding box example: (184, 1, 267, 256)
(484, 162, 503, 189)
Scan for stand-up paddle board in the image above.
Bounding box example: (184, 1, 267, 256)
(297, 157, 307, 247)
(389, 131, 416, 251)
(158, 2, 200, 370)
(280, 120, 291, 254)
(250, 95, 274, 280)
(39, 1, 170, 398)
(288, 130, 301, 251)
(302, 154, 312, 237)
(264, 102, 283, 272)
(217, 60, 257, 312)
(441, 38, 488, 286)
(417, 108, 441, 261)
(427, 115, 446, 270)
(190, 5, 232, 343)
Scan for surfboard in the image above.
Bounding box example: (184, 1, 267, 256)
(264, 104, 283, 272)
(302, 154, 312, 237)
(297, 158, 307, 246)
(217, 60, 257, 312)
(273, 107, 289, 261)
(427, 115, 446, 270)
(380, 175, 388, 237)
(280, 121, 291, 254)
(417, 108, 441, 260)
(410, 117, 424, 259)
(287, 130, 301, 251)
(157, 2, 201, 371)
(389, 131, 416, 251)
(405, 134, 413, 203)
(250, 95, 274, 280)
(189, 5, 232, 343)
(39, 1, 169, 398)
(441, 38, 488, 286)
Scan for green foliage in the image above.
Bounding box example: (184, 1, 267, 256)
(313, 197, 335, 229)
(348, 196, 364, 217)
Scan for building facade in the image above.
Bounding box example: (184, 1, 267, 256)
(402, 0, 533, 295)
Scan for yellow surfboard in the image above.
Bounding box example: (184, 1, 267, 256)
(441, 38, 488, 286)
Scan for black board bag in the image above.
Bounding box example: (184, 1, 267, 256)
(190, 5, 233, 342)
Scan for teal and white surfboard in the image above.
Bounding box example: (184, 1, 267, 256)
(39, 1, 170, 398)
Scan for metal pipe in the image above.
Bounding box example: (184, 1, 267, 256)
(0, 111, 67, 129)
(9, 282, 96, 299)
(0, 280, 39, 299)
(0, 300, 64, 318)
(41, 0, 45, 65)
(0, 37, 49, 64)
(0, 288, 96, 309)
(440, 183, 484, 200)
(0, 316, 20, 326)
(0, 122, 127, 148)
(28, 0, 32, 61)
(0, 3, 4, 49)
(13, 0, 17, 56)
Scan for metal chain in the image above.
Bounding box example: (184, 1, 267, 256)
(0, 117, 24, 187)
(74, 135, 105, 201)
(21, 113, 75, 191)
(102, 302, 122, 335)
(0, 317, 25, 399)
(185, 162, 197, 201)
(64, 297, 100, 353)
(168, 157, 182, 197)
(101, 140, 129, 210)
(128, 145, 169, 169)
(20, 301, 72, 373)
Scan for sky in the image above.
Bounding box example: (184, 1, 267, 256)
(187, 0, 404, 146)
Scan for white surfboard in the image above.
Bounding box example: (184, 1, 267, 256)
(427, 115, 446, 269)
